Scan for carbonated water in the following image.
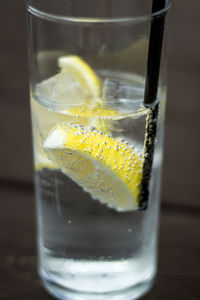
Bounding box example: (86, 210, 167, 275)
(31, 69, 164, 299)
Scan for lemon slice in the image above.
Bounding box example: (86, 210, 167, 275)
(44, 123, 143, 211)
(61, 105, 128, 133)
(58, 55, 101, 103)
(36, 55, 101, 110)
(62, 105, 120, 118)
(34, 152, 58, 172)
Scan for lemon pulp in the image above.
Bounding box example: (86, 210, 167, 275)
(58, 55, 101, 106)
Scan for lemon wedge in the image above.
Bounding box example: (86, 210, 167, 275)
(36, 55, 101, 111)
(34, 152, 57, 172)
(58, 55, 101, 103)
(44, 123, 143, 211)
(61, 105, 129, 133)
(62, 105, 120, 118)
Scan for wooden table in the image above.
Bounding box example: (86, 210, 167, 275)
(0, 1, 200, 299)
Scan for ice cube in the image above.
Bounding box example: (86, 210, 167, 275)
(100, 78, 120, 103)
(35, 70, 91, 110)
(100, 77, 145, 113)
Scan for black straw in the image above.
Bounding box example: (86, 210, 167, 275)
(139, 0, 166, 209)
(144, 0, 166, 106)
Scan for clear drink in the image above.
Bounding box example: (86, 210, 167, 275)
(27, 1, 170, 299)
(31, 63, 165, 299)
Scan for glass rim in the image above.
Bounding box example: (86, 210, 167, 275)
(27, 0, 171, 24)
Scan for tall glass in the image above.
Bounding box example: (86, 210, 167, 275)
(27, 1, 170, 299)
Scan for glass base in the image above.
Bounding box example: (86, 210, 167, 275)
(40, 268, 155, 300)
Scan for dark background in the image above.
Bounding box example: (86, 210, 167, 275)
(0, 1, 200, 299)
